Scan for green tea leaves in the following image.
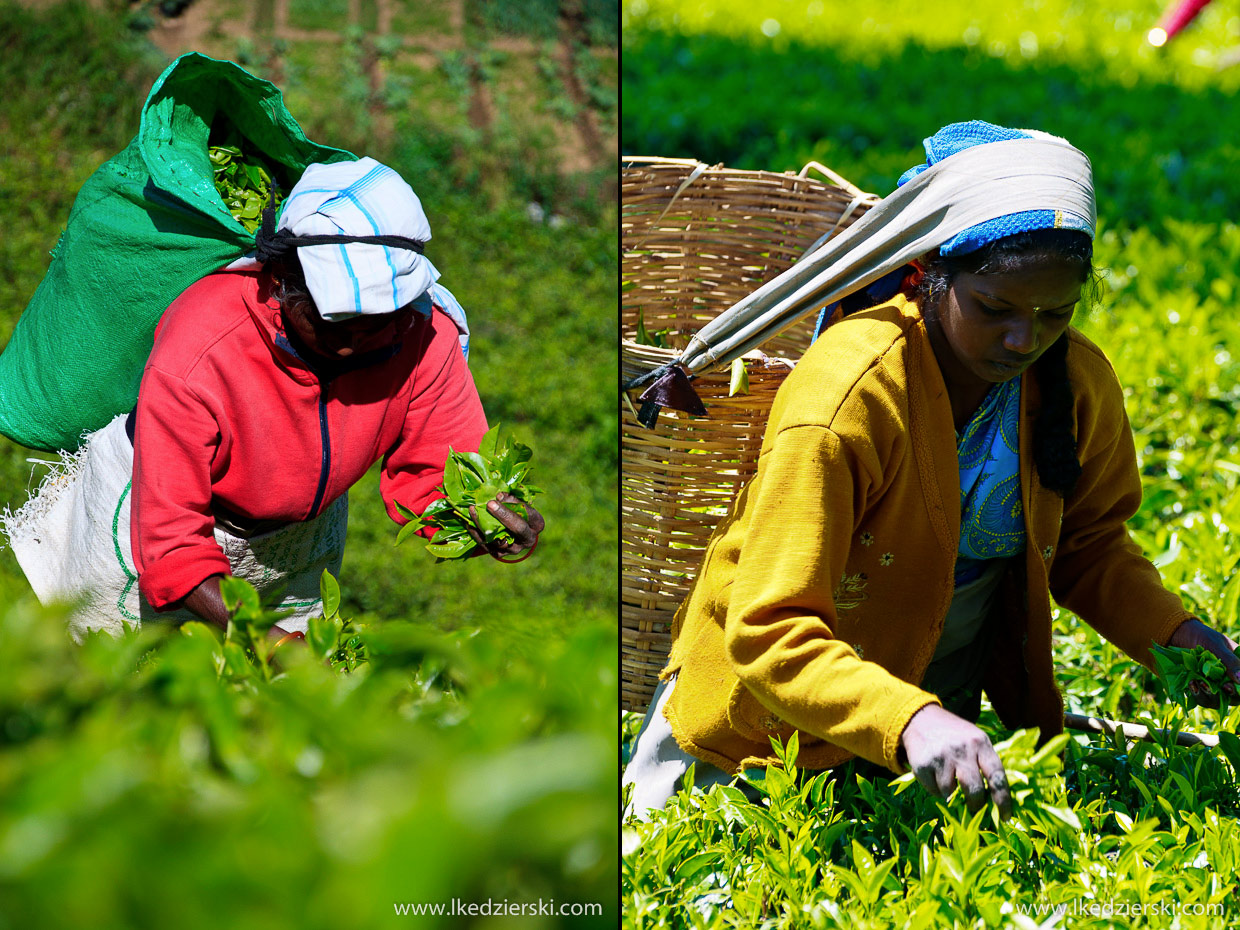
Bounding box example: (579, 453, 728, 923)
(319, 569, 341, 620)
(209, 139, 284, 235)
(729, 357, 749, 396)
(306, 613, 337, 660)
(624, 719, 1240, 924)
(395, 423, 541, 560)
(1151, 642, 1239, 712)
(633, 307, 669, 348)
(1218, 731, 1240, 774)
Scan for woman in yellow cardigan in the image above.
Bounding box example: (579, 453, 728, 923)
(623, 121, 1240, 819)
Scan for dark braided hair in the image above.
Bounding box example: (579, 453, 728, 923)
(916, 228, 1096, 498)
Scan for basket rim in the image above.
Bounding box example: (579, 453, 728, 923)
(621, 154, 878, 202)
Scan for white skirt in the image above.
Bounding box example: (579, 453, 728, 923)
(622, 674, 760, 822)
(2, 414, 347, 640)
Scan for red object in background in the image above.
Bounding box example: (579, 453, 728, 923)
(1154, 0, 1214, 42)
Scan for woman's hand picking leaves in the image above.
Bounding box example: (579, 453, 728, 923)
(394, 423, 543, 562)
(1160, 617, 1240, 709)
(899, 703, 1013, 819)
(465, 492, 545, 561)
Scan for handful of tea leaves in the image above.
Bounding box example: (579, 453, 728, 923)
(1151, 642, 1239, 710)
(395, 424, 542, 560)
(209, 142, 283, 234)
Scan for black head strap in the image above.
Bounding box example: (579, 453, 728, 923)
(253, 198, 427, 265)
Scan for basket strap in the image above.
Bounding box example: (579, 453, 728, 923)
(676, 137, 1094, 375)
(800, 191, 875, 260)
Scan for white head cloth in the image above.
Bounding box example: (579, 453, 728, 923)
(676, 135, 1096, 374)
(277, 157, 440, 322)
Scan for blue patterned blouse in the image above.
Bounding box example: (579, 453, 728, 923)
(955, 378, 1025, 585)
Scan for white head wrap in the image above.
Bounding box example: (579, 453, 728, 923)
(276, 157, 440, 322)
(675, 135, 1095, 374)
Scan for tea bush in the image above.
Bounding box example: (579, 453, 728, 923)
(0, 576, 617, 929)
(624, 719, 1240, 927)
(624, 0, 1240, 925)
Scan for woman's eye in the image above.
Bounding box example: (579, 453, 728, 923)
(979, 303, 1007, 317)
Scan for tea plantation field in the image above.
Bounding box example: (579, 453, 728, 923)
(624, 1, 1240, 926)
(0, 1, 617, 927)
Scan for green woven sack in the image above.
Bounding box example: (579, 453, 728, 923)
(0, 52, 355, 451)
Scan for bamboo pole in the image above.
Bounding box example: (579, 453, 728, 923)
(1063, 711, 1220, 748)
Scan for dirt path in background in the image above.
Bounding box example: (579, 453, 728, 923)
(558, 0, 606, 169)
(14, 0, 612, 173)
(123, 0, 610, 174)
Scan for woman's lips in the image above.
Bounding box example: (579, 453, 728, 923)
(990, 358, 1028, 375)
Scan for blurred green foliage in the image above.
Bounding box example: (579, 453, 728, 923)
(469, 0, 562, 41)
(623, 0, 1240, 228)
(288, 0, 350, 32)
(0, 578, 617, 929)
(467, 0, 619, 44)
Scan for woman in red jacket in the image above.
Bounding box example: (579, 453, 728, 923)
(127, 157, 542, 641)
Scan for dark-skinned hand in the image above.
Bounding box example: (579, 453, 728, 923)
(1167, 617, 1240, 708)
(465, 492, 545, 560)
(899, 703, 1013, 819)
(179, 574, 303, 671)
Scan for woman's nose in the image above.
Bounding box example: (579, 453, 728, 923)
(1004, 318, 1039, 355)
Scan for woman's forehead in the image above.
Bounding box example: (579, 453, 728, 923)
(960, 256, 1085, 306)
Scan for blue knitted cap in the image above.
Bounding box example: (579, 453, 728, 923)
(897, 120, 1089, 256)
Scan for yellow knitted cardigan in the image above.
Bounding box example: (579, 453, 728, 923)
(662, 294, 1194, 774)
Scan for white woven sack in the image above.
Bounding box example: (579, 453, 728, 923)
(2, 414, 346, 641)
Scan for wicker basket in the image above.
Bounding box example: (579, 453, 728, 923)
(621, 156, 878, 714)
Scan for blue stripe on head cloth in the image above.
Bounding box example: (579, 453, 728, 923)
(277, 157, 439, 322)
(897, 120, 1093, 256)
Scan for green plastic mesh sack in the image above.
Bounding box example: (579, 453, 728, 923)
(0, 52, 355, 451)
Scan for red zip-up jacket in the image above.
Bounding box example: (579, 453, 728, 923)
(131, 268, 488, 610)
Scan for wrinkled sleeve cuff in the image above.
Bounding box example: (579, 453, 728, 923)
(138, 545, 231, 611)
(883, 692, 943, 774)
(1143, 609, 1200, 668)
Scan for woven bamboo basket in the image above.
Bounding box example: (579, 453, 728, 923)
(621, 156, 878, 714)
